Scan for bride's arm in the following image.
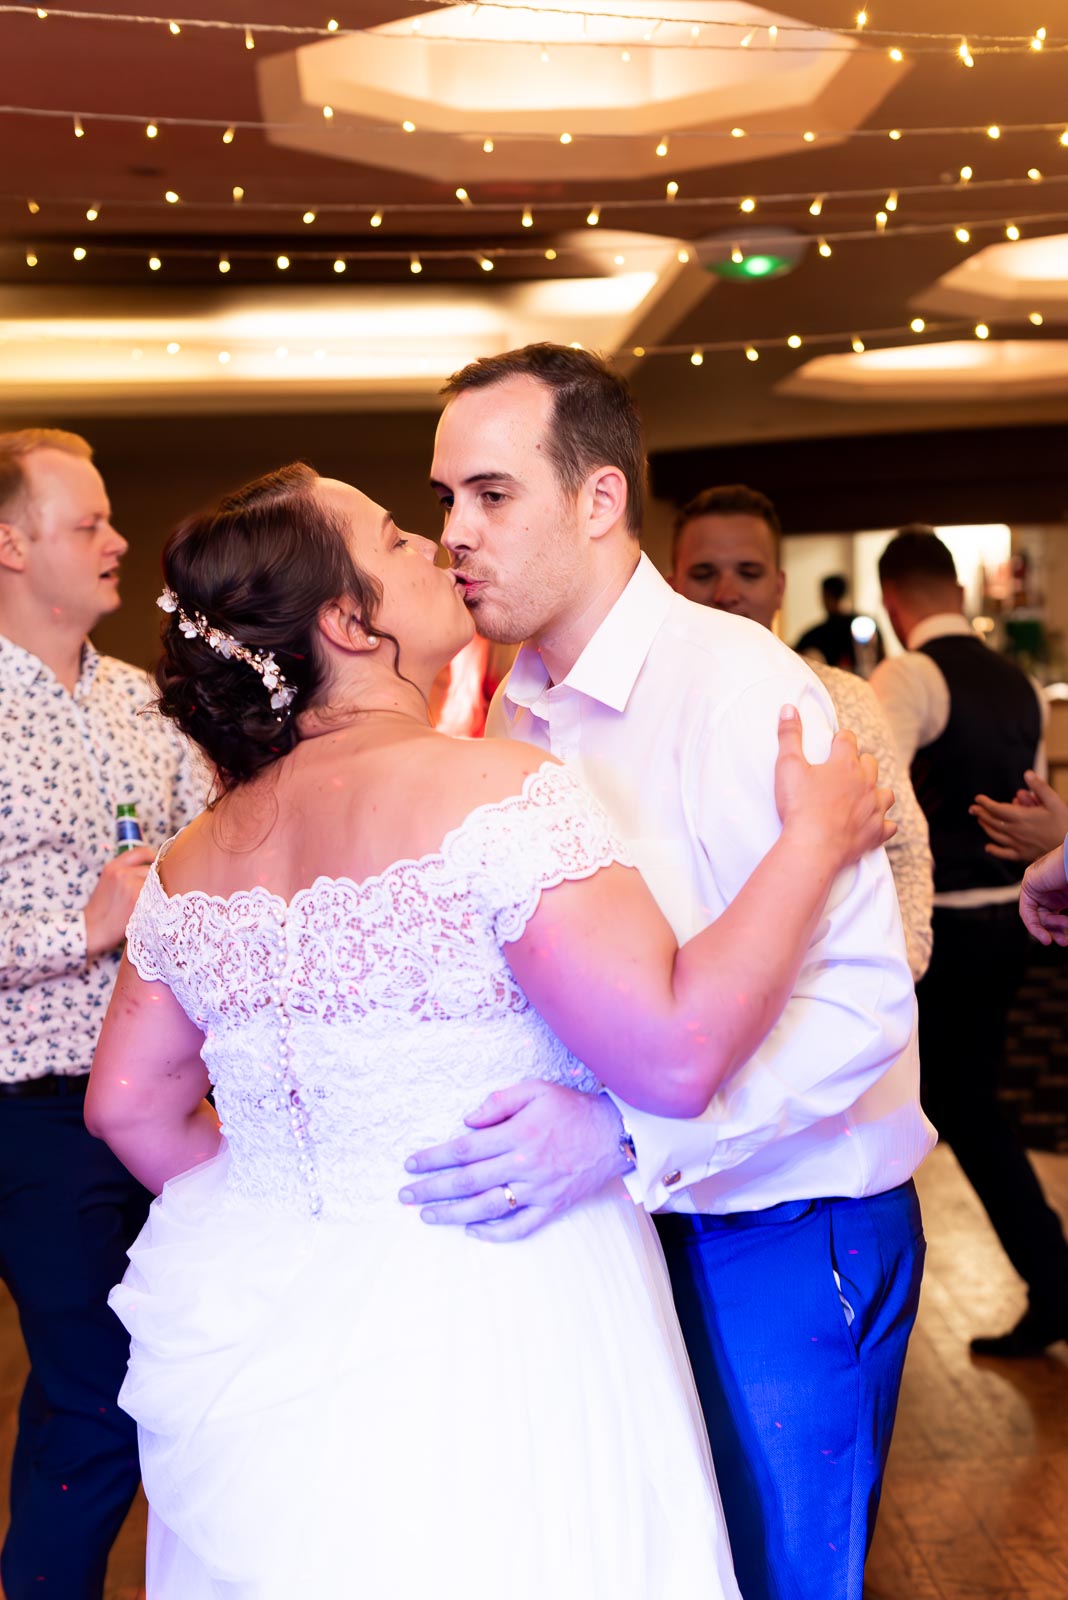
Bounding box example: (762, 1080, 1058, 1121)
(505, 708, 892, 1120)
(85, 957, 221, 1192)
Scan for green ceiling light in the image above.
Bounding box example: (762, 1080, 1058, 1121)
(695, 228, 808, 282)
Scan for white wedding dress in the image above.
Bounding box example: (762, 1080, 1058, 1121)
(110, 763, 740, 1600)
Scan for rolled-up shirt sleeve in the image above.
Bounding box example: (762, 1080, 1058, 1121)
(608, 671, 918, 1213)
(0, 905, 87, 991)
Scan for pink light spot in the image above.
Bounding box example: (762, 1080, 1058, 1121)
(774, 1421, 782, 1429)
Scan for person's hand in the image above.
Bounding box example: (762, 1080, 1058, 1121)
(774, 705, 896, 867)
(399, 1081, 629, 1242)
(1020, 843, 1068, 945)
(971, 770, 1068, 863)
(84, 846, 155, 959)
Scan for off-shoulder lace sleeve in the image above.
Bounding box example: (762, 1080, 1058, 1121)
(454, 763, 630, 945)
(124, 869, 167, 982)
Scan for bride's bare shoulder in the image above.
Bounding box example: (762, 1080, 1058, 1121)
(429, 735, 562, 810)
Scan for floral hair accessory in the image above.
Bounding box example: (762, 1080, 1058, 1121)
(157, 586, 296, 714)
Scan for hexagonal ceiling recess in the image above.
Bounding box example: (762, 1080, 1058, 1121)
(258, 1, 901, 184)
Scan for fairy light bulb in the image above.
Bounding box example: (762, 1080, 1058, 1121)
(975, 323, 990, 339)
(1060, 131, 1068, 147)
(632, 346, 645, 358)
(478, 255, 494, 272)
(27, 198, 40, 214)
(987, 125, 1001, 139)
(1006, 223, 1020, 240)
(327, 18, 339, 31)
(855, 9, 868, 27)
(166, 341, 180, 354)
(731, 244, 744, 263)
(72, 246, 86, 260)
(544, 248, 557, 260)
(521, 208, 533, 228)
(148, 255, 162, 271)
(244, 26, 254, 48)
(809, 195, 824, 217)
(740, 196, 756, 213)
(26, 250, 38, 266)
(333, 258, 346, 273)
(559, 132, 572, 145)
(165, 190, 179, 204)
(1028, 168, 1043, 180)
(875, 210, 888, 230)
(959, 38, 974, 67)
(690, 351, 704, 366)
(889, 128, 902, 141)
(1029, 311, 1044, 325)
(232, 186, 244, 203)
(885, 191, 899, 212)
(455, 188, 471, 207)
(666, 181, 679, 200)
(168, 20, 180, 35)
(218, 351, 231, 364)
(276, 255, 290, 270)
(786, 334, 802, 349)
(370, 211, 383, 227)
(218, 256, 230, 273)
(85, 204, 99, 221)
(73, 114, 84, 137)
(656, 138, 669, 158)
(402, 120, 416, 133)
(803, 131, 816, 143)
(676, 248, 690, 263)
(889, 47, 903, 62)
(323, 106, 334, 120)
(768, 24, 778, 42)
(740, 27, 755, 46)
(303, 210, 316, 224)
(222, 127, 235, 144)
(410, 254, 422, 274)
(851, 337, 865, 353)
(910, 317, 925, 333)
(745, 346, 759, 362)
(818, 238, 832, 257)
(955, 226, 971, 243)
(586, 205, 600, 226)
(730, 127, 746, 140)
(482, 138, 494, 154)
(146, 122, 158, 139)
(960, 166, 973, 182)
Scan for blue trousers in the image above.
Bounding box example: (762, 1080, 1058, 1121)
(656, 1180, 925, 1600)
(0, 1086, 150, 1600)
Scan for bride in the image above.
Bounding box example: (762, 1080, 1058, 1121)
(86, 463, 893, 1599)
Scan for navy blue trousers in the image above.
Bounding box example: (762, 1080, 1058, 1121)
(656, 1180, 925, 1600)
(0, 1086, 149, 1600)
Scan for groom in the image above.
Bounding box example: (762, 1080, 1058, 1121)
(404, 343, 934, 1600)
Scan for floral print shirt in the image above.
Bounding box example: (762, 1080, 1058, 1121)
(0, 634, 206, 1080)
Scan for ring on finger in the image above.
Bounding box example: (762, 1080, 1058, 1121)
(501, 1183, 518, 1211)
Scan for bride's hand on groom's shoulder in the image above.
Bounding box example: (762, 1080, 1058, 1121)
(399, 1080, 626, 1241)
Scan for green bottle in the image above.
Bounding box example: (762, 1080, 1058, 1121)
(114, 802, 144, 855)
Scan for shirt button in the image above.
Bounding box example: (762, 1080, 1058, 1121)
(663, 1170, 682, 1187)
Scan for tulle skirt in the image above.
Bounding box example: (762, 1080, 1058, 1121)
(110, 1148, 740, 1599)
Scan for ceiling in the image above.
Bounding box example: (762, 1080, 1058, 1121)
(4, 0, 1068, 449)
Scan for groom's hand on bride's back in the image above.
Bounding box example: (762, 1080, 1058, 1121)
(399, 1081, 628, 1241)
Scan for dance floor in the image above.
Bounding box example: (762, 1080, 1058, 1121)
(1, 1146, 1066, 1600)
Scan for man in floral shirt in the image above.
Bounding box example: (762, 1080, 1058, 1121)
(0, 429, 205, 1599)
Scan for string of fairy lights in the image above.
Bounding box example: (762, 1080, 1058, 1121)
(0, 4, 1062, 61)
(4, 4, 1067, 373)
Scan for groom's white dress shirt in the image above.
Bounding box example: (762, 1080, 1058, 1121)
(487, 555, 936, 1215)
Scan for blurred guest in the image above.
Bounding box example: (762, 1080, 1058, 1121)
(672, 484, 932, 979)
(795, 572, 885, 674)
(872, 525, 1068, 1357)
(0, 429, 204, 1598)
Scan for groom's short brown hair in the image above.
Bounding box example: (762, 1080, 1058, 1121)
(441, 343, 647, 537)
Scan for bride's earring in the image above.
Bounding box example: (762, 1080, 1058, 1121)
(365, 634, 378, 647)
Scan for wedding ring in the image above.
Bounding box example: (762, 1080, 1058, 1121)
(501, 1183, 518, 1210)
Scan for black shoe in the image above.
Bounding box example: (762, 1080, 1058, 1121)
(970, 1307, 1068, 1358)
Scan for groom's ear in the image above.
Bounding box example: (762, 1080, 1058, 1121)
(584, 465, 628, 541)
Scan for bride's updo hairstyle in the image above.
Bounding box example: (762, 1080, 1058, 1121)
(156, 462, 383, 790)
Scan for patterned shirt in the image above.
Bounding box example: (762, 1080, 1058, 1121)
(811, 662, 934, 983)
(0, 634, 206, 1080)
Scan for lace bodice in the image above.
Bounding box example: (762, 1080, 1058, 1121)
(126, 764, 626, 1219)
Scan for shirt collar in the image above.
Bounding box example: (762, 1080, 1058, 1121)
(906, 613, 977, 651)
(504, 553, 674, 715)
(0, 633, 100, 697)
